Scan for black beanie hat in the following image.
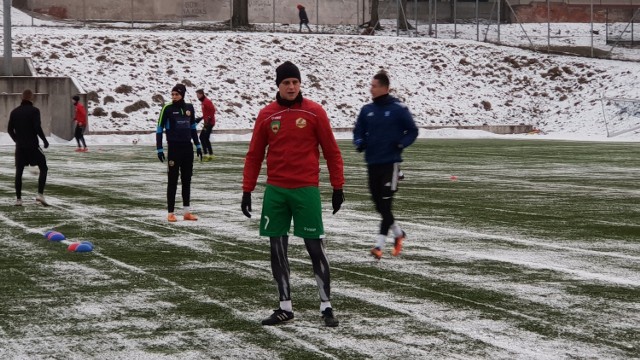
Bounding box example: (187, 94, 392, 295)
(172, 84, 186, 98)
(275, 61, 301, 86)
(72, 95, 80, 101)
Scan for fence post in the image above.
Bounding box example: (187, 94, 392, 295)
(3, 0, 12, 76)
(476, 0, 479, 41)
(181, 0, 185, 27)
(497, 0, 501, 43)
(397, 0, 400, 36)
(454, 0, 457, 39)
(415, 0, 418, 35)
(590, 0, 594, 57)
(547, 0, 550, 53)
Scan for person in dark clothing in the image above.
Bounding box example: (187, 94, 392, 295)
(156, 84, 203, 222)
(195, 89, 216, 161)
(297, 4, 312, 32)
(7, 89, 50, 206)
(353, 71, 418, 260)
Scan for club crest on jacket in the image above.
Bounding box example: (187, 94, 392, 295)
(296, 118, 307, 128)
(271, 120, 281, 134)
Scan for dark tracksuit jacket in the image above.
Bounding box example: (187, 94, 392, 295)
(156, 100, 201, 212)
(353, 94, 418, 166)
(353, 94, 418, 235)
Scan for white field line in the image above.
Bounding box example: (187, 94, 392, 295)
(0, 211, 338, 359)
(41, 199, 558, 353)
(2, 183, 633, 356)
(50, 199, 629, 345)
(334, 285, 626, 360)
(342, 211, 640, 261)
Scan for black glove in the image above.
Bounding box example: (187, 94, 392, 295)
(43, 140, 49, 149)
(196, 147, 203, 161)
(157, 150, 165, 162)
(195, 116, 203, 123)
(332, 189, 344, 215)
(241, 192, 252, 218)
(354, 139, 366, 153)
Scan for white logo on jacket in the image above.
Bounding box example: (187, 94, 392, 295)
(385, 111, 391, 117)
(367, 112, 374, 117)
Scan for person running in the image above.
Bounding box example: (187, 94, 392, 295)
(241, 61, 344, 327)
(7, 89, 50, 206)
(156, 84, 203, 222)
(195, 89, 216, 161)
(297, 4, 312, 32)
(72, 95, 88, 152)
(353, 71, 418, 260)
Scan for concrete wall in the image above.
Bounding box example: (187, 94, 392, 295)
(383, 1, 498, 22)
(0, 76, 86, 140)
(0, 94, 52, 136)
(0, 57, 37, 76)
(24, 0, 368, 25)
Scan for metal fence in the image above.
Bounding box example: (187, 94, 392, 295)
(11, 0, 640, 59)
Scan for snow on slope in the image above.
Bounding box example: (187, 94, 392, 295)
(2, 6, 640, 139)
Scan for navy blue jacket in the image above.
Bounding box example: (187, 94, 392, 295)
(156, 100, 201, 151)
(353, 94, 418, 166)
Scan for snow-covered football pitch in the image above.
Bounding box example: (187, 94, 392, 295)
(0, 139, 638, 359)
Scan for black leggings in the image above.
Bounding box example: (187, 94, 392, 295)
(74, 125, 86, 148)
(199, 125, 213, 155)
(15, 164, 48, 198)
(269, 236, 331, 303)
(15, 147, 48, 198)
(167, 144, 194, 213)
(368, 163, 399, 236)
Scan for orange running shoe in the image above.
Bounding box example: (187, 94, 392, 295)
(183, 212, 198, 221)
(391, 231, 406, 257)
(370, 247, 383, 260)
(167, 213, 177, 222)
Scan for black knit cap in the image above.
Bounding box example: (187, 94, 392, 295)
(172, 84, 186, 98)
(72, 95, 80, 101)
(275, 61, 301, 86)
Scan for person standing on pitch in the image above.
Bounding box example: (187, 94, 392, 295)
(353, 71, 418, 260)
(156, 84, 203, 222)
(241, 61, 344, 327)
(195, 89, 216, 161)
(72, 95, 88, 152)
(7, 89, 50, 206)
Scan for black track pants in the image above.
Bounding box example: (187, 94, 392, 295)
(167, 144, 194, 213)
(368, 163, 400, 236)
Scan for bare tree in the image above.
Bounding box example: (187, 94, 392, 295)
(362, 0, 382, 30)
(231, 0, 249, 27)
(397, 0, 415, 31)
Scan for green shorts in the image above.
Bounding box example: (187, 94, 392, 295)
(260, 184, 324, 238)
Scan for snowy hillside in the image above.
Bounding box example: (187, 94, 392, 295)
(2, 7, 640, 139)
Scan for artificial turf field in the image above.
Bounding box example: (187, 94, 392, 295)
(0, 139, 638, 359)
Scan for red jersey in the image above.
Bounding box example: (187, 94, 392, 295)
(201, 97, 216, 127)
(243, 97, 344, 192)
(74, 102, 87, 127)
